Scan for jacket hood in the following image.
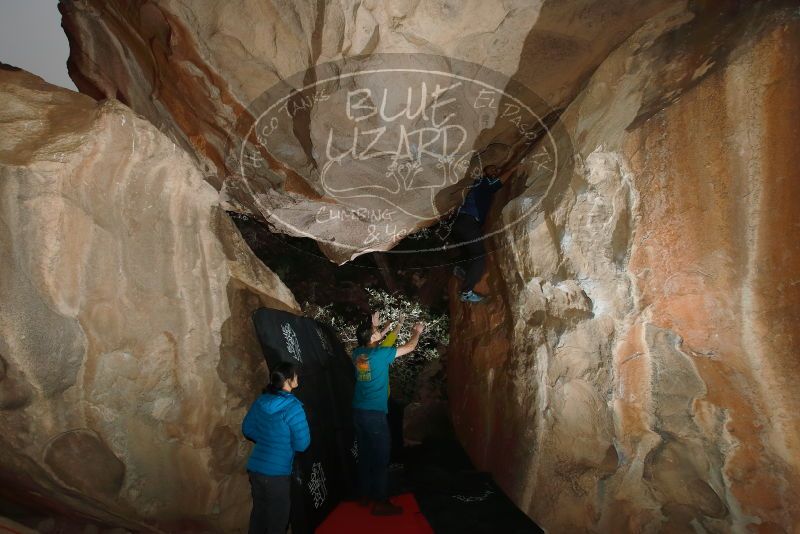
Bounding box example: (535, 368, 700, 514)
(257, 391, 296, 414)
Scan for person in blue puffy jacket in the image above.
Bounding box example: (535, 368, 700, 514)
(242, 361, 310, 534)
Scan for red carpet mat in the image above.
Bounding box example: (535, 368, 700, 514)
(316, 493, 433, 534)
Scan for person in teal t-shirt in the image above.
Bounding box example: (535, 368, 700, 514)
(352, 315, 424, 515)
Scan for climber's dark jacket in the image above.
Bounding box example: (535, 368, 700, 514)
(458, 175, 503, 224)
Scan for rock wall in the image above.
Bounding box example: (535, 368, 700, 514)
(6, 0, 796, 531)
(0, 67, 298, 532)
(449, 2, 800, 532)
(59, 0, 681, 262)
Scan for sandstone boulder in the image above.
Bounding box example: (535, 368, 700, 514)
(20, 0, 800, 531)
(59, 0, 682, 262)
(448, 2, 800, 532)
(0, 66, 298, 532)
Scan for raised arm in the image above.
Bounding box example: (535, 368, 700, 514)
(371, 311, 392, 338)
(396, 322, 425, 358)
(497, 165, 517, 183)
(380, 314, 404, 347)
(379, 320, 393, 338)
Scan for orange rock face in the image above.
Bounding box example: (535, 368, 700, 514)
(449, 3, 800, 532)
(623, 17, 800, 527)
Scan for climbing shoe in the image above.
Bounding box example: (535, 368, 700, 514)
(372, 500, 403, 516)
(459, 290, 485, 303)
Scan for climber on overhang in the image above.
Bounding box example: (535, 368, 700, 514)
(451, 164, 517, 303)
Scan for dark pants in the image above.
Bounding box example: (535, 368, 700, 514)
(248, 472, 291, 534)
(451, 213, 486, 292)
(353, 408, 391, 502)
